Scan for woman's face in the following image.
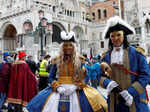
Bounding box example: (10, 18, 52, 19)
(110, 30, 124, 47)
(63, 42, 74, 55)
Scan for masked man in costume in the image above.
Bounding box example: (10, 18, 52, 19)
(26, 31, 108, 112)
(99, 16, 150, 112)
(7, 51, 37, 112)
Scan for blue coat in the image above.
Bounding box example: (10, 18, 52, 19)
(100, 46, 150, 112)
(84, 62, 100, 80)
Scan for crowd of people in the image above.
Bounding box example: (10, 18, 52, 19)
(0, 16, 150, 112)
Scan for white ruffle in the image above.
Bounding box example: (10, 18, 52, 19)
(111, 47, 124, 64)
(42, 84, 80, 112)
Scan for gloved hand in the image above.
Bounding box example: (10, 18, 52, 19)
(107, 81, 119, 94)
(111, 86, 122, 93)
(120, 90, 133, 106)
(57, 86, 66, 95)
(64, 85, 77, 96)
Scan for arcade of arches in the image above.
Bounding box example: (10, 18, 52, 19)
(1, 22, 84, 57)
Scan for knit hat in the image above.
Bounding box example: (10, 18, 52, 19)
(3, 52, 10, 57)
(18, 51, 27, 58)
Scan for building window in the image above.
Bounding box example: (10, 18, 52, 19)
(82, 12, 85, 20)
(98, 9, 101, 19)
(92, 12, 95, 20)
(135, 27, 141, 34)
(99, 32, 102, 40)
(145, 19, 150, 33)
(70, 11, 72, 16)
(53, 6, 55, 12)
(104, 9, 107, 18)
(101, 41, 104, 48)
(72, 11, 75, 17)
(68, 24, 70, 32)
(67, 10, 70, 16)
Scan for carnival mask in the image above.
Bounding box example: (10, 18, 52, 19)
(110, 30, 124, 47)
(63, 42, 74, 55)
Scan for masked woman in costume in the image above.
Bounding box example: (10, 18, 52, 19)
(25, 31, 108, 112)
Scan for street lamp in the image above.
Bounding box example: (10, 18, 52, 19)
(38, 17, 48, 57)
(23, 10, 52, 59)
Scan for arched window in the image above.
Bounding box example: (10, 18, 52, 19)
(98, 9, 101, 19)
(145, 19, 150, 33)
(67, 10, 70, 16)
(92, 12, 95, 20)
(70, 11, 72, 16)
(104, 9, 107, 18)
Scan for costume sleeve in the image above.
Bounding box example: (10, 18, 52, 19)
(127, 53, 150, 98)
(99, 76, 112, 88)
(48, 64, 57, 83)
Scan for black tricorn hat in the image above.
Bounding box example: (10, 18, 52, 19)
(103, 16, 135, 39)
(61, 31, 76, 43)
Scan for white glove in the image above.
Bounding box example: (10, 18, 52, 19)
(57, 86, 66, 95)
(64, 85, 77, 96)
(23, 107, 29, 112)
(120, 90, 133, 106)
(106, 81, 119, 94)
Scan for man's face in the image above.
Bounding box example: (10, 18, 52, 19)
(63, 42, 74, 55)
(110, 30, 124, 47)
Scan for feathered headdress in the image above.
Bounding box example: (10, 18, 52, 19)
(103, 16, 135, 39)
(61, 31, 76, 42)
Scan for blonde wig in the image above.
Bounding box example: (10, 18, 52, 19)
(56, 42, 82, 77)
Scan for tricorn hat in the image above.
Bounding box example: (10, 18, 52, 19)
(103, 16, 135, 39)
(61, 31, 76, 43)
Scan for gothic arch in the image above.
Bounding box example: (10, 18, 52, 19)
(0, 21, 17, 37)
(0, 22, 17, 52)
(72, 26, 84, 40)
(52, 22, 66, 44)
(72, 26, 86, 53)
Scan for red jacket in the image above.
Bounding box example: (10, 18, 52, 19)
(7, 60, 37, 106)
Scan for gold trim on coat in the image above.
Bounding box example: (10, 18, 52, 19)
(58, 76, 73, 84)
(42, 92, 53, 112)
(7, 98, 28, 106)
(132, 81, 145, 95)
(83, 85, 108, 112)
